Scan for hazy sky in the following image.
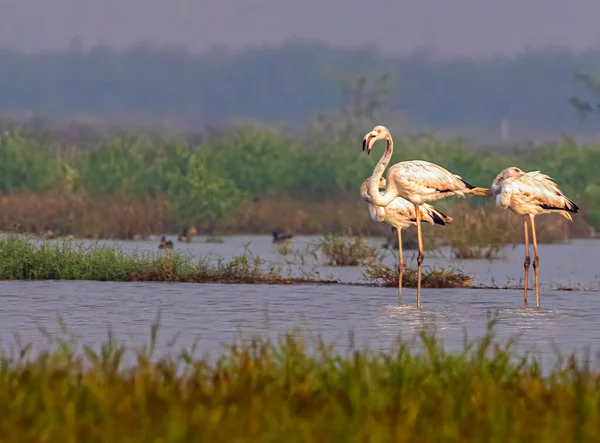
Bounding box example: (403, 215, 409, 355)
(1, 0, 600, 58)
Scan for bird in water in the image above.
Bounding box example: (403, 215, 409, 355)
(272, 228, 293, 244)
(178, 226, 197, 243)
(361, 175, 453, 301)
(159, 236, 174, 249)
(42, 225, 74, 240)
(491, 167, 579, 308)
(362, 124, 492, 307)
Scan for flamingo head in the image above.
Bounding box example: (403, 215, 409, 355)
(491, 167, 524, 194)
(362, 125, 390, 155)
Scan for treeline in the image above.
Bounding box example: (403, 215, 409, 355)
(1, 126, 600, 236)
(2, 42, 600, 136)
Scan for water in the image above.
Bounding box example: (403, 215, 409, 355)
(1, 234, 600, 368)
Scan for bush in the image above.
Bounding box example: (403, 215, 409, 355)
(0, 124, 598, 235)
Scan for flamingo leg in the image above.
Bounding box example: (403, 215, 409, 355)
(529, 214, 540, 308)
(523, 216, 530, 307)
(397, 228, 404, 305)
(416, 207, 424, 308)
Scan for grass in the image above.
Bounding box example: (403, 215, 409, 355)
(316, 232, 384, 266)
(0, 235, 334, 285)
(362, 261, 473, 288)
(1, 315, 600, 441)
(442, 203, 518, 259)
(205, 234, 225, 243)
(441, 202, 593, 259)
(381, 226, 440, 251)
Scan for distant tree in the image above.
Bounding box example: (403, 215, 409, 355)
(307, 71, 403, 144)
(167, 153, 244, 233)
(569, 72, 600, 121)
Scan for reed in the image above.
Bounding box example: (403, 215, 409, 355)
(0, 192, 594, 243)
(0, 191, 167, 240)
(1, 316, 599, 441)
(362, 261, 473, 288)
(438, 202, 591, 260)
(316, 232, 384, 267)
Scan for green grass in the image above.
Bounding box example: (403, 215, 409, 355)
(0, 315, 599, 441)
(0, 235, 334, 284)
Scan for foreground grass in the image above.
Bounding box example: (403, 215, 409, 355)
(0, 317, 599, 441)
(0, 236, 333, 284)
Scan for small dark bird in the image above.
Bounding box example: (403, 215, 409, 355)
(272, 228, 293, 244)
(159, 236, 174, 249)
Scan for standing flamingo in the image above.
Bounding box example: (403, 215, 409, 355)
(360, 176, 453, 301)
(362, 125, 492, 307)
(491, 167, 579, 308)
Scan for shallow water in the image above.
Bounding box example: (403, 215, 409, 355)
(61, 234, 600, 288)
(1, 234, 600, 369)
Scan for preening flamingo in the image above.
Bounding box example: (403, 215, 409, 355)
(362, 125, 492, 307)
(491, 167, 579, 308)
(361, 176, 453, 301)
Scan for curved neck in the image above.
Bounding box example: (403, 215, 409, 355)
(360, 178, 374, 203)
(368, 135, 397, 206)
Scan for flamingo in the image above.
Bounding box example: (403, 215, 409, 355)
(361, 176, 453, 301)
(362, 125, 492, 307)
(491, 167, 579, 308)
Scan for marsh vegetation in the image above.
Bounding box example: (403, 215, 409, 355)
(1, 317, 599, 441)
(0, 236, 334, 285)
(0, 125, 596, 247)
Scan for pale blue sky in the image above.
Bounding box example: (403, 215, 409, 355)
(1, 0, 598, 57)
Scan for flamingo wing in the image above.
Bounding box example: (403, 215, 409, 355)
(386, 197, 417, 218)
(392, 160, 472, 192)
(385, 197, 451, 226)
(512, 173, 578, 212)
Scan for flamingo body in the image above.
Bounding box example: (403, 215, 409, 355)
(384, 160, 491, 205)
(491, 166, 579, 308)
(491, 167, 578, 219)
(360, 177, 453, 228)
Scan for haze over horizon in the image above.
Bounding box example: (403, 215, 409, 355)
(1, 0, 600, 58)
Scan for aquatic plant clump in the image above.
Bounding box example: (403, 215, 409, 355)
(0, 318, 599, 441)
(316, 232, 384, 266)
(0, 236, 334, 285)
(362, 261, 473, 288)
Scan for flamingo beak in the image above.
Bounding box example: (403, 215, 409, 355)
(362, 133, 376, 154)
